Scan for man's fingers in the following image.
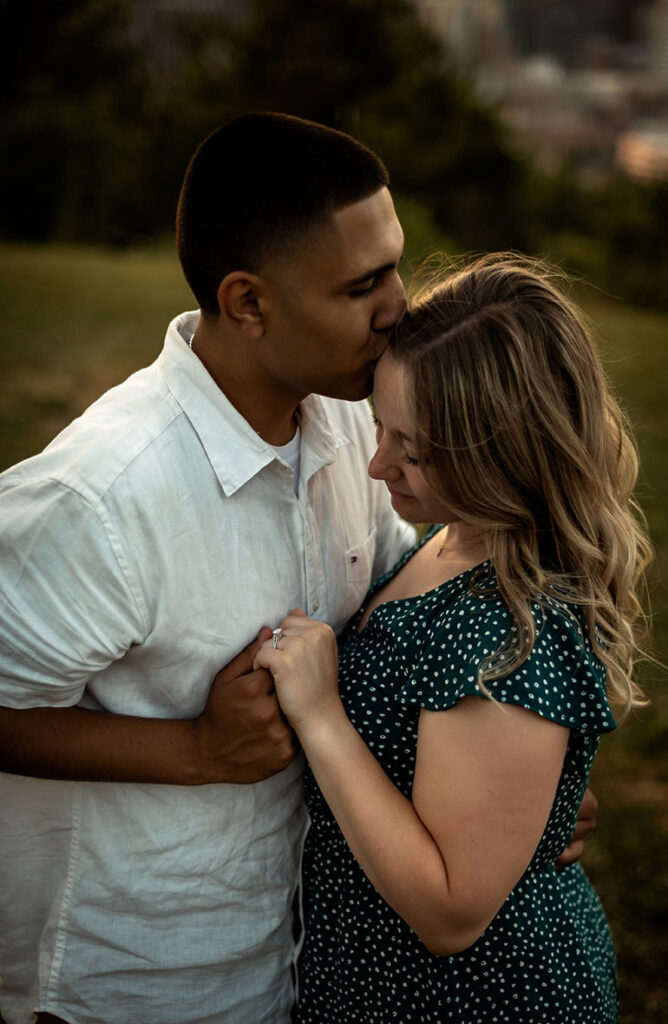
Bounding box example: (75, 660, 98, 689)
(577, 787, 598, 824)
(216, 628, 274, 683)
(571, 788, 598, 841)
(246, 627, 274, 664)
(571, 817, 594, 842)
(228, 667, 275, 700)
(196, 636, 299, 782)
(555, 839, 584, 870)
(232, 689, 299, 772)
(554, 788, 599, 870)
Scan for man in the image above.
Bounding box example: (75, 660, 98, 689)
(0, 112, 412, 1024)
(0, 113, 595, 1024)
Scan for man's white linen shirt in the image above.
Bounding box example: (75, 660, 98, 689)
(0, 311, 415, 1024)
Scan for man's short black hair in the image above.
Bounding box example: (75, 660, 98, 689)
(176, 112, 390, 316)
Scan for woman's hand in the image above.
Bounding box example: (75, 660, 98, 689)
(254, 609, 341, 730)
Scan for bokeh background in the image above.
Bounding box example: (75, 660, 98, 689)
(1, 1, 666, 1019)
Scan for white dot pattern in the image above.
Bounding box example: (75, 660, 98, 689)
(298, 528, 618, 1022)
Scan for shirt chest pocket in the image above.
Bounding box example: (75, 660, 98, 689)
(345, 526, 377, 583)
(331, 526, 377, 634)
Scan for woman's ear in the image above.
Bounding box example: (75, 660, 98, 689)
(216, 271, 268, 340)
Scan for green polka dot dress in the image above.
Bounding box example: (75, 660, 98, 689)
(298, 528, 618, 1023)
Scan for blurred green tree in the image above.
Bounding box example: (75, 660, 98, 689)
(0, 0, 530, 252)
(593, 177, 668, 307)
(0, 0, 151, 243)
(538, 165, 668, 310)
(221, 0, 533, 251)
(0, 0, 665, 310)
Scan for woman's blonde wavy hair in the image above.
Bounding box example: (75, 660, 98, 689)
(389, 253, 652, 716)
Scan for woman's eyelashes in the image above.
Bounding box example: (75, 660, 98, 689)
(372, 415, 419, 466)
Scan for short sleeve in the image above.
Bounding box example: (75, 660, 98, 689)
(397, 589, 616, 735)
(0, 476, 148, 708)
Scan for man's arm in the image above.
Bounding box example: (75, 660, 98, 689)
(0, 631, 298, 785)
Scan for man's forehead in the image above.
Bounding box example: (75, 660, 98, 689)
(310, 188, 404, 278)
(331, 187, 402, 246)
(267, 187, 403, 294)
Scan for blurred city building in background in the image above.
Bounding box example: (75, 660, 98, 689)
(3, 0, 666, 300)
(414, 0, 668, 181)
(132, 0, 668, 184)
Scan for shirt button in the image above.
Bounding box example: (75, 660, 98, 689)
(313, 599, 320, 612)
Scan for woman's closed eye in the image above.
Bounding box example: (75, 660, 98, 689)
(373, 415, 419, 465)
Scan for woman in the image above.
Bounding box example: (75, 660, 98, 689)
(256, 255, 651, 1022)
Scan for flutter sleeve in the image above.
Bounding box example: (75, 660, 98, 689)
(396, 583, 617, 736)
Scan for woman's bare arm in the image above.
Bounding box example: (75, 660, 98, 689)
(257, 614, 568, 955)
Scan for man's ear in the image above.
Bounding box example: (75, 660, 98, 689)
(217, 271, 271, 340)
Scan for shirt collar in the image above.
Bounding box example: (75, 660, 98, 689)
(157, 312, 352, 496)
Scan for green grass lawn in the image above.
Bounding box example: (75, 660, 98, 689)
(0, 243, 194, 468)
(1, 243, 666, 1020)
(566, 290, 668, 1022)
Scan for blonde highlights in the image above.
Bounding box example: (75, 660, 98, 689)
(390, 254, 651, 715)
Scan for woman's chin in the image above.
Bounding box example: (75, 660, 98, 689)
(389, 492, 420, 521)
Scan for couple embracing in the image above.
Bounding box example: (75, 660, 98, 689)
(0, 113, 648, 1024)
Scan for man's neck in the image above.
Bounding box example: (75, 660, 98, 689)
(190, 322, 303, 446)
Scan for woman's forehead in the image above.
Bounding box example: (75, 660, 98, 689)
(372, 354, 412, 427)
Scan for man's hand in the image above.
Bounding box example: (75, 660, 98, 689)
(555, 787, 598, 869)
(0, 629, 298, 786)
(191, 628, 299, 784)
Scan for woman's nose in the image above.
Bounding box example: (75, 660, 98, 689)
(368, 442, 401, 482)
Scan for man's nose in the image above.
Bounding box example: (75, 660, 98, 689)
(371, 271, 407, 334)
